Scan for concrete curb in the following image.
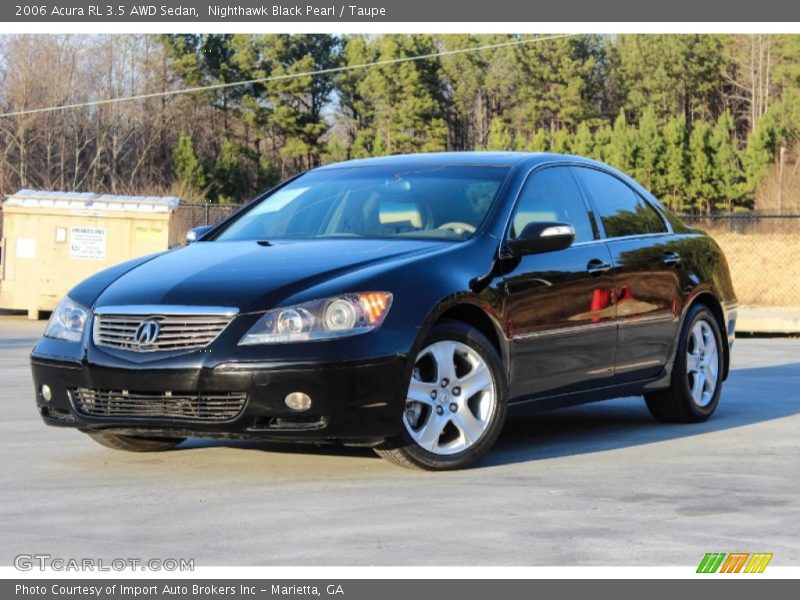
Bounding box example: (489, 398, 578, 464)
(737, 307, 800, 334)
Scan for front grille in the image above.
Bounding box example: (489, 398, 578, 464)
(93, 312, 233, 352)
(71, 388, 247, 421)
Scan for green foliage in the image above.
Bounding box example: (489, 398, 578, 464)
(590, 125, 613, 162)
(711, 112, 745, 211)
(162, 33, 341, 199)
(484, 117, 513, 150)
(661, 116, 690, 211)
(516, 128, 549, 152)
(172, 133, 206, 194)
(689, 121, 717, 213)
(212, 140, 249, 204)
(616, 34, 725, 123)
(257, 156, 280, 190)
(154, 33, 800, 212)
(340, 35, 447, 157)
(324, 133, 350, 164)
(572, 122, 594, 157)
(606, 111, 636, 172)
(633, 107, 664, 192)
(550, 128, 572, 154)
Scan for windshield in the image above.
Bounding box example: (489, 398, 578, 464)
(214, 165, 510, 242)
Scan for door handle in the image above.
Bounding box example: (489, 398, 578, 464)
(586, 258, 612, 275)
(662, 251, 681, 267)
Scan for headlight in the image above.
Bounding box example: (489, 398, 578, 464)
(44, 296, 90, 343)
(239, 292, 392, 345)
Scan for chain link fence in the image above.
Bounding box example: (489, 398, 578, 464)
(680, 214, 800, 308)
(169, 202, 244, 246)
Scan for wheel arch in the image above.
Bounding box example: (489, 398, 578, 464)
(683, 291, 730, 380)
(415, 297, 510, 378)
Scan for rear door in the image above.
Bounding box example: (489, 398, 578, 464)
(574, 167, 682, 381)
(501, 165, 617, 399)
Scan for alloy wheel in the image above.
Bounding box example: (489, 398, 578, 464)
(403, 340, 496, 455)
(685, 319, 720, 407)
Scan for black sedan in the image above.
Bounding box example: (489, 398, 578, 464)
(31, 152, 737, 470)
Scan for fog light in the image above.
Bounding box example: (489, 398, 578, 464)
(41, 385, 52, 402)
(285, 392, 312, 412)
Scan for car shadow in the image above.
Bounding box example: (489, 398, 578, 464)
(484, 361, 800, 467)
(180, 362, 800, 468)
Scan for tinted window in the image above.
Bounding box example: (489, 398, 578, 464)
(512, 167, 594, 243)
(577, 168, 667, 238)
(215, 165, 509, 242)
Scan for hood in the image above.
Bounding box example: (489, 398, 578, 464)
(93, 238, 449, 313)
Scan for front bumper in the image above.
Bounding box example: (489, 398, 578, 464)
(31, 353, 409, 444)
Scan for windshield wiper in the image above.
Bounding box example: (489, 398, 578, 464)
(256, 240, 273, 246)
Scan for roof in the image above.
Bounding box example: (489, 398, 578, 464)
(315, 151, 602, 170)
(3, 189, 180, 213)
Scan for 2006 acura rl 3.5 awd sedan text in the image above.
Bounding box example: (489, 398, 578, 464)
(31, 152, 737, 470)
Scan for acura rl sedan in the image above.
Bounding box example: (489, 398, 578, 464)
(31, 152, 737, 469)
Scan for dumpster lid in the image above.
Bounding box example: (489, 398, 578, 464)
(3, 189, 180, 213)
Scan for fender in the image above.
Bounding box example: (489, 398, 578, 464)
(411, 292, 510, 376)
(662, 283, 732, 384)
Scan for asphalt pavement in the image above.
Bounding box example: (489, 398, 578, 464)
(1, 315, 798, 566)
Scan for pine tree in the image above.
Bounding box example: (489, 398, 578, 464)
(351, 35, 447, 155)
(484, 117, 513, 150)
(257, 156, 280, 189)
(436, 34, 505, 150)
(572, 122, 594, 157)
(172, 133, 206, 195)
(213, 141, 249, 204)
(516, 128, 549, 152)
(550, 128, 572, 154)
(591, 124, 613, 162)
(633, 108, 664, 193)
(324, 133, 349, 164)
(711, 111, 745, 211)
(607, 111, 636, 171)
(661, 115, 689, 211)
(688, 121, 716, 213)
(616, 34, 725, 123)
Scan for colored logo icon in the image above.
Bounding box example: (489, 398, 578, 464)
(697, 552, 773, 573)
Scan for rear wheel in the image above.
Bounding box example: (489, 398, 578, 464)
(644, 305, 724, 423)
(85, 431, 185, 452)
(375, 320, 507, 470)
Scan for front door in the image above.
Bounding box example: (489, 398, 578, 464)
(501, 166, 617, 400)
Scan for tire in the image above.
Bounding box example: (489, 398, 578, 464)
(375, 320, 508, 470)
(644, 304, 724, 423)
(85, 431, 185, 452)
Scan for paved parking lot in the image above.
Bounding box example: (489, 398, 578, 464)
(1, 315, 798, 566)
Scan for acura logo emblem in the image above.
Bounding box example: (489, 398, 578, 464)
(134, 319, 161, 346)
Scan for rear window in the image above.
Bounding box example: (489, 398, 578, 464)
(576, 168, 667, 238)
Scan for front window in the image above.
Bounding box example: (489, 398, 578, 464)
(214, 165, 510, 242)
(511, 166, 595, 243)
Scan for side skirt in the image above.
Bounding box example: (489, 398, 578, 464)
(507, 361, 674, 416)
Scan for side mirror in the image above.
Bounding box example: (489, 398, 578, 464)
(185, 225, 213, 244)
(506, 222, 575, 256)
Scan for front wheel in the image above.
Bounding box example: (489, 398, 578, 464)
(644, 305, 724, 423)
(375, 320, 508, 470)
